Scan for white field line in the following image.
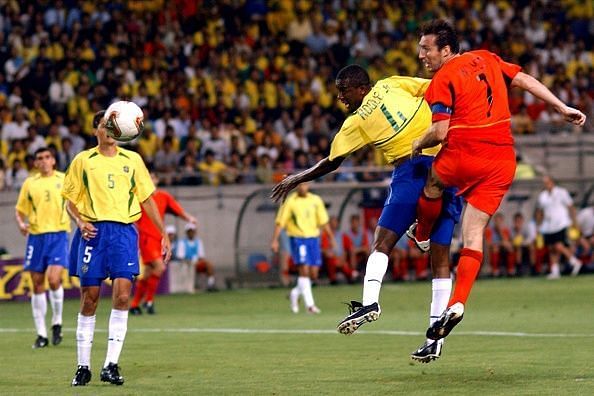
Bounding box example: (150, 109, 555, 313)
(1, 327, 594, 338)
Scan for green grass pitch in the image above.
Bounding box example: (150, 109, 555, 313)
(1, 276, 593, 395)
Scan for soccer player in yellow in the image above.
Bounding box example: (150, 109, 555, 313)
(64, 110, 171, 386)
(15, 147, 70, 349)
(272, 65, 463, 363)
(271, 183, 334, 314)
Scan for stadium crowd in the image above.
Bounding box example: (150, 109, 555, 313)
(0, 0, 592, 190)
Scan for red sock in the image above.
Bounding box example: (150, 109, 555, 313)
(326, 258, 337, 282)
(506, 252, 516, 274)
(145, 274, 162, 303)
(416, 192, 442, 241)
(490, 251, 500, 274)
(131, 278, 147, 308)
(449, 248, 483, 306)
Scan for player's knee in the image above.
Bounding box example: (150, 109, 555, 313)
(48, 277, 61, 290)
(113, 292, 130, 309)
(81, 296, 99, 315)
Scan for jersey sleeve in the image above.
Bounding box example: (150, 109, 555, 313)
(275, 199, 291, 227)
(15, 177, 31, 215)
(329, 115, 366, 161)
(387, 76, 431, 97)
(62, 154, 84, 203)
(315, 196, 329, 226)
(561, 188, 573, 207)
(489, 52, 522, 80)
(132, 153, 156, 203)
(165, 192, 185, 217)
(425, 73, 454, 122)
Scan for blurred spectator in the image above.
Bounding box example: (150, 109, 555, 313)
(198, 149, 226, 186)
(511, 105, 535, 134)
(485, 212, 516, 277)
(6, 158, 28, 190)
(511, 212, 537, 275)
(154, 136, 179, 185)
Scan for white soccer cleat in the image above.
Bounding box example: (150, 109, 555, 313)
(569, 257, 582, 276)
(406, 221, 430, 253)
(307, 306, 321, 314)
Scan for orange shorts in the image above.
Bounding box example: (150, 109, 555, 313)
(434, 145, 516, 216)
(139, 234, 163, 263)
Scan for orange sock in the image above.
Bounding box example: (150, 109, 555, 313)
(145, 274, 162, 304)
(416, 192, 442, 241)
(131, 278, 147, 308)
(449, 248, 483, 306)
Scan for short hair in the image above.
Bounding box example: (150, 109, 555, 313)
(34, 147, 53, 158)
(336, 65, 371, 88)
(420, 20, 459, 54)
(93, 110, 106, 129)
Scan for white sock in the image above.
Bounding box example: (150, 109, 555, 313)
(298, 276, 315, 308)
(207, 276, 215, 287)
(550, 263, 560, 276)
(31, 292, 47, 338)
(77, 314, 96, 368)
(362, 251, 389, 306)
(49, 286, 64, 326)
(104, 309, 129, 367)
(427, 278, 452, 343)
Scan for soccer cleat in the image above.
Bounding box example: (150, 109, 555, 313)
(100, 363, 124, 385)
(406, 221, 430, 253)
(426, 302, 465, 340)
(411, 339, 443, 363)
(337, 300, 381, 335)
(32, 335, 48, 349)
(71, 365, 92, 386)
(307, 306, 321, 314)
(129, 306, 142, 315)
(51, 324, 63, 346)
(144, 302, 155, 315)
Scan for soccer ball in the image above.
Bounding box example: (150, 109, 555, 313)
(104, 101, 145, 142)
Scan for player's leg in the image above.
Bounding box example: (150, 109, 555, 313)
(143, 259, 164, 313)
(554, 238, 582, 276)
(46, 265, 64, 345)
(412, 165, 446, 249)
(72, 284, 100, 386)
(306, 265, 321, 314)
(30, 271, 49, 348)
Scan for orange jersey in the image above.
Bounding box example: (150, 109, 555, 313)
(426, 50, 521, 148)
(136, 189, 185, 239)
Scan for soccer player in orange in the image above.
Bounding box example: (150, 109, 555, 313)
(409, 20, 586, 340)
(130, 172, 196, 315)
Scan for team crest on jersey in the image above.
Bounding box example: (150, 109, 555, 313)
(56, 183, 62, 189)
(123, 166, 129, 173)
(81, 264, 89, 274)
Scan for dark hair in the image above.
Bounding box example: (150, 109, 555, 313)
(336, 64, 371, 88)
(34, 147, 53, 158)
(93, 110, 106, 128)
(420, 19, 459, 54)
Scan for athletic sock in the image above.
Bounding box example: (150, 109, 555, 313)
(449, 248, 483, 306)
(207, 276, 215, 288)
(427, 278, 452, 343)
(104, 309, 128, 367)
(416, 192, 443, 241)
(77, 314, 96, 368)
(144, 274, 161, 303)
(48, 286, 64, 326)
(32, 292, 48, 338)
(131, 278, 147, 308)
(362, 251, 389, 306)
(298, 276, 315, 308)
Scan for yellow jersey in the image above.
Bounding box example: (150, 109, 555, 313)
(329, 76, 439, 163)
(62, 146, 155, 224)
(15, 172, 71, 235)
(276, 192, 329, 238)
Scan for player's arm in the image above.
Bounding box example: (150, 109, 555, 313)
(65, 200, 97, 240)
(15, 209, 29, 236)
(511, 72, 586, 126)
(412, 119, 450, 156)
(141, 195, 172, 263)
(166, 193, 197, 225)
(321, 222, 336, 250)
(270, 156, 345, 203)
(270, 223, 284, 253)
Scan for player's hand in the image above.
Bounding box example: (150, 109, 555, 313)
(161, 233, 172, 264)
(559, 106, 586, 126)
(271, 239, 279, 253)
(78, 221, 97, 241)
(18, 222, 29, 236)
(271, 175, 300, 203)
(411, 139, 422, 158)
(187, 215, 197, 225)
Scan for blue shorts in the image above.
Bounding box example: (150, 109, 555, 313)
(289, 237, 322, 267)
(76, 222, 139, 286)
(378, 155, 463, 245)
(23, 231, 68, 273)
(69, 228, 81, 276)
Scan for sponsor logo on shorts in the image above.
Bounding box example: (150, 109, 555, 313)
(81, 264, 89, 274)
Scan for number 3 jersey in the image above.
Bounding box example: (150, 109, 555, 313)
(62, 146, 155, 224)
(15, 172, 71, 234)
(329, 76, 439, 163)
(425, 50, 522, 149)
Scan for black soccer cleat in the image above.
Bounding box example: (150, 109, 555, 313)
(51, 324, 63, 346)
(426, 303, 465, 340)
(100, 363, 124, 385)
(32, 335, 49, 349)
(71, 365, 92, 386)
(337, 300, 381, 335)
(411, 339, 443, 363)
(129, 306, 142, 315)
(144, 302, 155, 315)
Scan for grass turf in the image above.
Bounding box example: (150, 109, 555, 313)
(1, 276, 593, 395)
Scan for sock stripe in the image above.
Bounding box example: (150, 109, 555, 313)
(366, 279, 382, 283)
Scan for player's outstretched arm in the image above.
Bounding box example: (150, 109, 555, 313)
(511, 72, 586, 126)
(270, 156, 345, 203)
